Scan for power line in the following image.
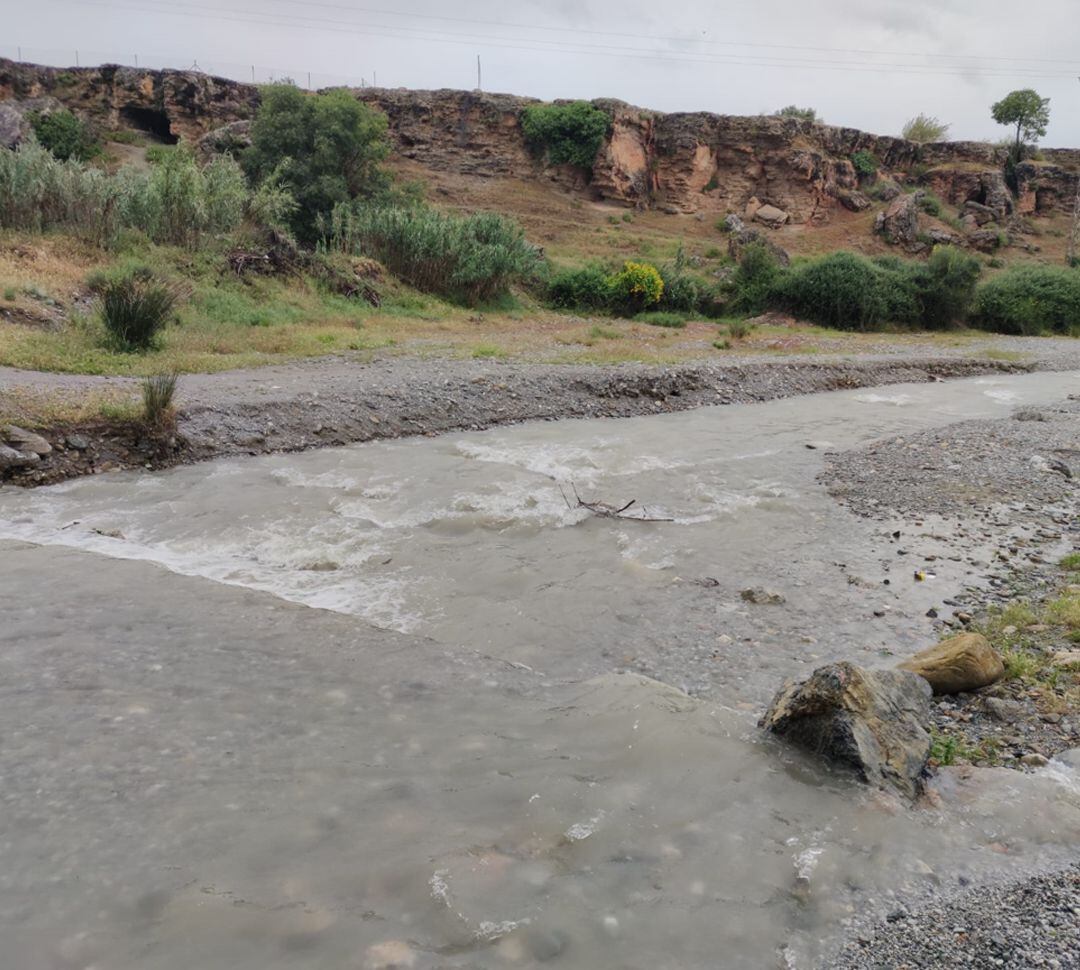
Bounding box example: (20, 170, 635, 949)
(52, 0, 1080, 80)
(253, 0, 1080, 69)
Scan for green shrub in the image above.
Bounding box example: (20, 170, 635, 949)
(608, 261, 663, 314)
(729, 242, 782, 314)
(972, 265, 1080, 335)
(727, 318, 755, 340)
(107, 130, 143, 145)
(850, 151, 878, 177)
(657, 252, 704, 314)
(547, 263, 612, 311)
(902, 114, 950, 143)
(777, 252, 916, 330)
(99, 272, 179, 351)
(28, 109, 99, 162)
(520, 101, 610, 171)
(244, 83, 392, 243)
(328, 203, 540, 304)
(917, 193, 944, 217)
(773, 106, 818, 123)
(912, 247, 982, 328)
(636, 310, 686, 328)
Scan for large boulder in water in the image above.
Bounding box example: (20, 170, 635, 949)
(898, 632, 1004, 695)
(760, 662, 932, 799)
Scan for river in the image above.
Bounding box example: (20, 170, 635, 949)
(1, 370, 1078, 968)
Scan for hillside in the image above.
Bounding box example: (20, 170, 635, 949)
(1, 56, 1077, 270)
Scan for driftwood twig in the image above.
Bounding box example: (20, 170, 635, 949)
(559, 482, 673, 522)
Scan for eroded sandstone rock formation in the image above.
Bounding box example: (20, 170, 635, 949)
(2, 57, 1077, 226)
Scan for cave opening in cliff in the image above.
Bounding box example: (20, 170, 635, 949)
(119, 106, 177, 144)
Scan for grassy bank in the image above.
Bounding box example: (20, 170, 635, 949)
(6, 231, 1042, 381)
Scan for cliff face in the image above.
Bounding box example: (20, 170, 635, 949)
(0, 58, 257, 144)
(1, 58, 1077, 225)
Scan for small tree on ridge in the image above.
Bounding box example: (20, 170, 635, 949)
(991, 89, 1050, 162)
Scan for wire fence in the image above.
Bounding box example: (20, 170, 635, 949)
(0, 44, 381, 90)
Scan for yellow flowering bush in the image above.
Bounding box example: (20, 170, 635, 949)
(610, 261, 663, 312)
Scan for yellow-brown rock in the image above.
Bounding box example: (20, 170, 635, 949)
(898, 633, 1004, 695)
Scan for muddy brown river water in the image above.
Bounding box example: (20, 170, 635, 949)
(2, 371, 1079, 968)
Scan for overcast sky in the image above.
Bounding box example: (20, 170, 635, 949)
(7, 0, 1080, 144)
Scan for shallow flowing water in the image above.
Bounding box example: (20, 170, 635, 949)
(2, 371, 1079, 969)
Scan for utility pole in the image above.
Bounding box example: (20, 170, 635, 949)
(1070, 78, 1080, 267)
(476, 54, 481, 91)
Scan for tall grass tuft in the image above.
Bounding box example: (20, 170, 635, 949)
(0, 140, 264, 247)
(328, 203, 540, 304)
(100, 272, 179, 351)
(141, 373, 179, 430)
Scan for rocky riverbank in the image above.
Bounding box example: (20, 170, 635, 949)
(823, 398, 1080, 770)
(0, 352, 1055, 488)
(816, 398, 1079, 969)
(834, 861, 1080, 970)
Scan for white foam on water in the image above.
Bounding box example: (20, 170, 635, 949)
(455, 439, 605, 483)
(852, 392, 915, 406)
(0, 512, 424, 633)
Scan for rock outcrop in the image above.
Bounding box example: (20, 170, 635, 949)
(875, 193, 921, 249)
(1015, 157, 1080, 216)
(0, 58, 257, 144)
(760, 661, 932, 798)
(898, 633, 1005, 695)
(2, 57, 1078, 226)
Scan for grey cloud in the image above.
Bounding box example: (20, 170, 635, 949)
(6, 0, 1080, 143)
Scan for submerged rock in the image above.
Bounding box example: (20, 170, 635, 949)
(760, 662, 932, 798)
(740, 587, 785, 605)
(898, 632, 1004, 695)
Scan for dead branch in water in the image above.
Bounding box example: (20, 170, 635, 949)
(559, 482, 673, 522)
